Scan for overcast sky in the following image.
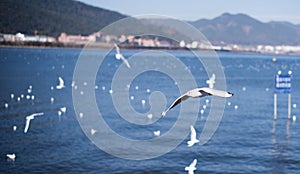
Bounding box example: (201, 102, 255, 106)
(78, 0, 300, 24)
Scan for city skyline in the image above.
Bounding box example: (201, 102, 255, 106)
(79, 0, 300, 24)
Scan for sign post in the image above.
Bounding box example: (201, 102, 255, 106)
(274, 70, 292, 120)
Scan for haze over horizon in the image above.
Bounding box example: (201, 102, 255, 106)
(79, 0, 300, 24)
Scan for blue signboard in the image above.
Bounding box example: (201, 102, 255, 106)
(275, 74, 292, 93)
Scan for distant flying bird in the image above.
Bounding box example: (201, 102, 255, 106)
(187, 125, 199, 147)
(162, 87, 233, 116)
(24, 112, 44, 133)
(56, 77, 65, 89)
(91, 128, 97, 135)
(185, 159, 197, 174)
(6, 153, 16, 161)
(153, 130, 161, 136)
(114, 43, 131, 68)
(206, 73, 215, 89)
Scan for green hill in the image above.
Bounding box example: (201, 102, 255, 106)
(0, 0, 127, 37)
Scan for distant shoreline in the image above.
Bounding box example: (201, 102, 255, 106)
(1, 41, 300, 56)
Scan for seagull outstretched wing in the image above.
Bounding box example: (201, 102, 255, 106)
(114, 43, 131, 68)
(24, 112, 44, 133)
(114, 43, 120, 54)
(162, 94, 190, 116)
(119, 54, 131, 68)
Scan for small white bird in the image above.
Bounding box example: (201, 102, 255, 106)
(26, 95, 30, 100)
(187, 125, 199, 147)
(185, 159, 197, 174)
(56, 77, 65, 89)
(79, 112, 84, 118)
(153, 130, 161, 136)
(13, 125, 17, 131)
(293, 115, 296, 122)
(6, 153, 16, 161)
(24, 112, 44, 133)
(50, 97, 55, 103)
(206, 73, 216, 89)
(114, 43, 131, 68)
(60, 107, 67, 113)
(162, 87, 233, 116)
(27, 88, 32, 94)
(147, 113, 153, 120)
(91, 128, 97, 135)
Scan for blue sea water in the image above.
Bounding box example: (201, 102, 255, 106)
(0, 47, 300, 173)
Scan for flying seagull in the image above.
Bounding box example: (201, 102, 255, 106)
(114, 43, 131, 68)
(153, 130, 161, 137)
(162, 87, 233, 116)
(185, 159, 197, 174)
(24, 112, 44, 133)
(187, 125, 199, 147)
(206, 73, 216, 89)
(56, 77, 65, 89)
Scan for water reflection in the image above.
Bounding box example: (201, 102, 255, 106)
(270, 119, 291, 173)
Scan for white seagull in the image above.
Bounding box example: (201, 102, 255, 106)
(24, 112, 44, 133)
(206, 73, 216, 89)
(114, 43, 131, 68)
(162, 87, 233, 116)
(187, 125, 199, 147)
(6, 153, 16, 161)
(60, 107, 67, 113)
(56, 77, 65, 89)
(185, 159, 197, 174)
(91, 128, 97, 135)
(153, 130, 161, 137)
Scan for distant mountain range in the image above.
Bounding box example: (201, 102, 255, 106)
(1, 0, 300, 45)
(190, 13, 300, 45)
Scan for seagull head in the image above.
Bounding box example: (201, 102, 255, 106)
(227, 92, 234, 97)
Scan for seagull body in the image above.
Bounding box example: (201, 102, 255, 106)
(114, 43, 131, 68)
(6, 153, 16, 161)
(162, 87, 233, 116)
(185, 159, 197, 174)
(24, 112, 44, 133)
(56, 77, 65, 89)
(187, 125, 199, 147)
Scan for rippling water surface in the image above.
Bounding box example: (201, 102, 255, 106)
(1, 47, 300, 173)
